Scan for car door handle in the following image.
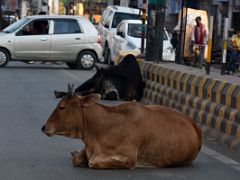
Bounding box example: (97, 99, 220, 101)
(75, 37, 81, 40)
(40, 37, 48, 41)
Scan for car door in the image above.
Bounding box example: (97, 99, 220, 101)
(98, 9, 110, 48)
(112, 21, 126, 60)
(49, 18, 85, 61)
(14, 19, 50, 60)
(101, 11, 114, 49)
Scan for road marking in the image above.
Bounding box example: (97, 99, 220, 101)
(62, 70, 81, 81)
(202, 145, 240, 172)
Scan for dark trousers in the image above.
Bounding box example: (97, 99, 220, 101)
(230, 49, 240, 72)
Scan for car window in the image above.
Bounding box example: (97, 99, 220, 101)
(117, 22, 125, 33)
(99, 9, 108, 25)
(3, 17, 30, 33)
(112, 13, 140, 28)
(128, 23, 145, 38)
(16, 19, 49, 36)
(53, 19, 81, 34)
(104, 11, 113, 28)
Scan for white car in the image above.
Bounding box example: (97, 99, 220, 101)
(97, 6, 141, 64)
(0, 15, 102, 70)
(109, 20, 176, 64)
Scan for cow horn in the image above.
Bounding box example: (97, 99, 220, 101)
(67, 83, 75, 96)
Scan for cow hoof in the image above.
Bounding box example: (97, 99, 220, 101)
(72, 154, 88, 167)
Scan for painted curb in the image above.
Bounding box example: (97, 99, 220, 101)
(139, 60, 240, 151)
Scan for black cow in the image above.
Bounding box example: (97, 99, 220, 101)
(54, 54, 144, 101)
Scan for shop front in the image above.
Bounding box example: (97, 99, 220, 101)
(49, 0, 108, 23)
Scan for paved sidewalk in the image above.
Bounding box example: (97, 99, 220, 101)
(156, 62, 240, 85)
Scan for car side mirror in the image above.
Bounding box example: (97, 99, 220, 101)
(117, 31, 125, 38)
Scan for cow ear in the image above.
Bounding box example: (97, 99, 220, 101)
(82, 94, 101, 107)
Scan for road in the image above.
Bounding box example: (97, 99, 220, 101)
(0, 62, 240, 180)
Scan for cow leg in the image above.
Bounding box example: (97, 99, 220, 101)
(88, 155, 136, 169)
(71, 149, 88, 167)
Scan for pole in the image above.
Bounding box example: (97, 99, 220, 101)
(155, 2, 165, 63)
(89, 0, 93, 22)
(206, 16, 214, 74)
(228, 0, 233, 30)
(177, 0, 185, 64)
(146, 4, 155, 61)
(73, 0, 75, 15)
(141, 0, 147, 54)
(182, 7, 188, 64)
(221, 18, 229, 75)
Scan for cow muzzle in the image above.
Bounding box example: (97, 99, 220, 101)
(41, 125, 54, 137)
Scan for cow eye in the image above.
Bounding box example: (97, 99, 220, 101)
(58, 106, 65, 110)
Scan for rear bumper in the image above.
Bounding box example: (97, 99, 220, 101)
(94, 44, 103, 61)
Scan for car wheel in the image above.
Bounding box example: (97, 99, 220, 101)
(69, 51, 96, 70)
(0, 48, 9, 67)
(66, 62, 75, 69)
(54, 61, 64, 65)
(107, 50, 113, 66)
(24, 61, 35, 64)
(79, 51, 96, 70)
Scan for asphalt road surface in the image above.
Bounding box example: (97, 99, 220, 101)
(0, 62, 240, 180)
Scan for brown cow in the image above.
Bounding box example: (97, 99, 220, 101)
(42, 93, 202, 169)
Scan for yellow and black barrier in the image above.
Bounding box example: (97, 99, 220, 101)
(138, 60, 240, 150)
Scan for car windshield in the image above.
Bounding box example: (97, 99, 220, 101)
(3, 17, 30, 33)
(128, 23, 168, 40)
(128, 23, 146, 38)
(112, 12, 140, 28)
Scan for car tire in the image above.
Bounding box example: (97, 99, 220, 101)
(54, 61, 64, 65)
(66, 62, 75, 69)
(67, 51, 96, 70)
(0, 48, 10, 67)
(104, 44, 110, 64)
(104, 45, 113, 66)
(107, 50, 113, 66)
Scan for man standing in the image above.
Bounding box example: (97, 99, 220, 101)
(190, 16, 208, 69)
(230, 29, 240, 76)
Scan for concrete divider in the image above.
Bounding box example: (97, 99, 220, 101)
(138, 60, 240, 150)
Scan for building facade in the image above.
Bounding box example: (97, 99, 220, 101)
(0, 0, 48, 18)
